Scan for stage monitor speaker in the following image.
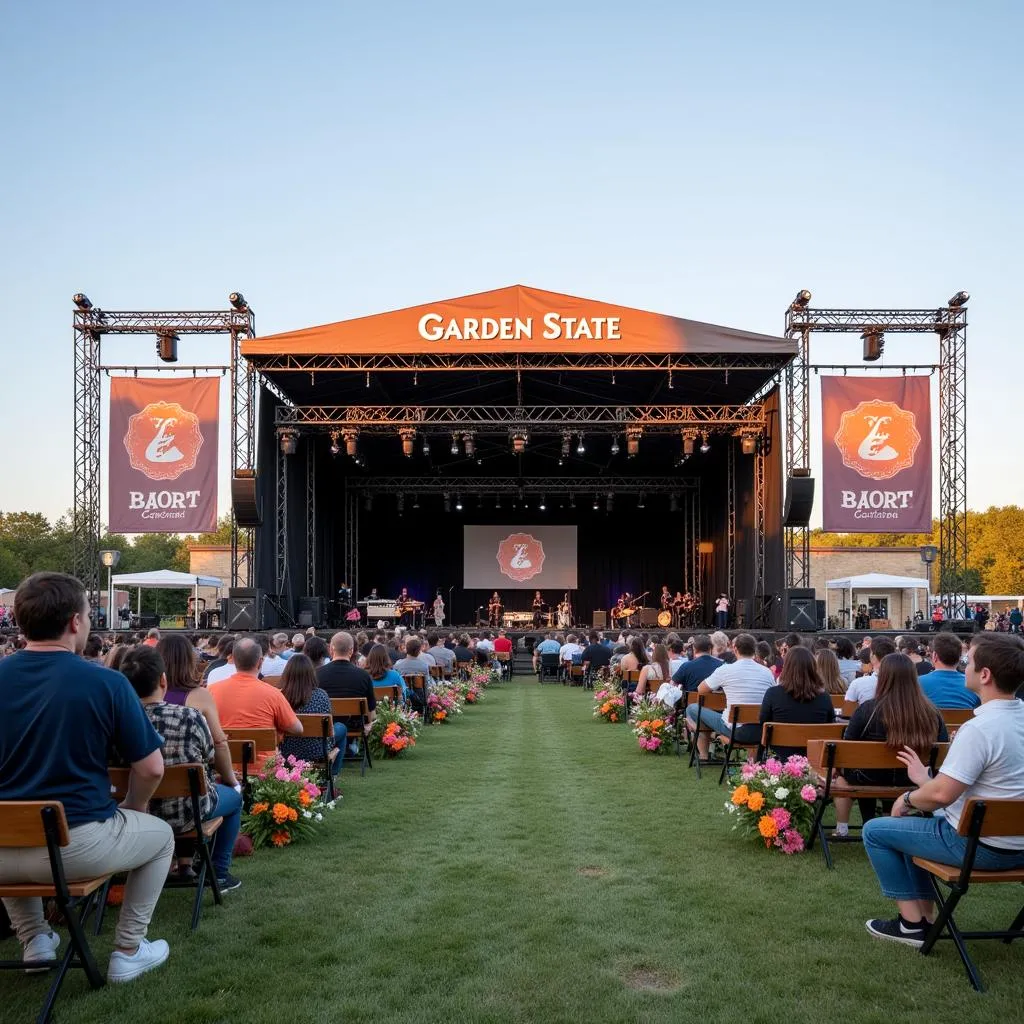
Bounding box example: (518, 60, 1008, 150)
(297, 596, 324, 626)
(783, 476, 815, 528)
(297, 611, 313, 627)
(228, 587, 257, 599)
(786, 588, 818, 631)
(639, 608, 659, 627)
(223, 592, 262, 631)
(913, 621, 932, 633)
(231, 474, 262, 528)
(592, 610, 607, 628)
(939, 619, 977, 633)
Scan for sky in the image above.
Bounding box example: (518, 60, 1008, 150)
(1, 1, 1021, 526)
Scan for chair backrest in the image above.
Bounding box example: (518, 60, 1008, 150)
(760, 721, 847, 751)
(402, 676, 426, 694)
(456, 661, 471, 673)
(225, 727, 280, 767)
(726, 703, 761, 726)
(622, 670, 640, 683)
(807, 739, 950, 771)
(108, 763, 209, 802)
(495, 651, 511, 662)
(570, 664, 584, 678)
(373, 684, 401, 704)
(262, 675, 283, 689)
(955, 797, 1024, 838)
(295, 713, 333, 747)
(940, 708, 974, 727)
(699, 691, 727, 712)
(227, 738, 254, 774)
(429, 665, 443, 680)
(540, 653, 559, 667)
(840, 699, 858, 719)
(0, 801, 69, 848)
(330, 696, 370, 720)
(830, 694, 847, 709)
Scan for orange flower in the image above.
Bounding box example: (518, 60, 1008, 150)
(287, 807, 298, 822)
(271, 830, 291, 847)
(651, 719, 665, 730)
(730, 785, 750, 806)
(757, 815, 778, 838)
(272, 802, 292, 823)
(298, 790, 312, 807)
(250, 802, 269, 815)
(747, 791, 765, 812)
(435, 711, 446, 721)
(610, 714, 618, 722)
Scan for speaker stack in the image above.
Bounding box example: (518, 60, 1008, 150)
(222, 588, 262, 631)
(786, 588, 818, 631)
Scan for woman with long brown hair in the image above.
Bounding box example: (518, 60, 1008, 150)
(758, 646, 835, 757)
(279, 653, 342, 774)
(831, 652, 948, 835)
(364, 643, 406, 701)
(815, 647, 848, 696)
(636, 643, 671, 697)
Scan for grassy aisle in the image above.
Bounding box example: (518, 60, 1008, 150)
(4, 681, 1020, 1023)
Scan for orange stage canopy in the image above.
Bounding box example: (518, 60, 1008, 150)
(241, 285, 794, 358)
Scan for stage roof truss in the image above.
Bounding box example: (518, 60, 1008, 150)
(786, 308, 968, 334)
(346, 476, 699, 495)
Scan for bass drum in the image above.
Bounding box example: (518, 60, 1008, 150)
(657, 610, 672, 627)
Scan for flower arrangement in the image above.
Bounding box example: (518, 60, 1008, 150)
(593, 680, 625, 723)
(469, 664, 502, 689)
(628, 694, 675, 753)
(367, 698, 420, 758)
(456, 677, 486, 704)
(242, 753, 336, 849)
(724, 755, 818, 854)
(426, 682, 463, 724)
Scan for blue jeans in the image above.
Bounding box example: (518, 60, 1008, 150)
(206, 783, 242, 879)
(686, 704, 728, 735)
(332, 723, 348, 776)
(863, 813, 1024, 900)
(715, 611, 728, 629)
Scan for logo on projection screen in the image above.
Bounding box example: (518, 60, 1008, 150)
(496, 533, 546, 582)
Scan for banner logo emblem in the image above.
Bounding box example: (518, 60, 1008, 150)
(124, 401, 204, 481)
(833, 399, 920, 481)
(496, 533, 546, 582)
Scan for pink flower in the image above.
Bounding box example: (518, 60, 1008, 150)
(800, 784, 817, 802)
(286, 755, 297, 766)
(289, 769, 302, 782)
(740, 762, 758, 780)
(764, 758, 783, 776)
(275, 768, 289, 781)
(769, 807, 792, 830)
(306, 784, 321, 798)
(782, 761, 804, 778)
(780, 829, 805, 854)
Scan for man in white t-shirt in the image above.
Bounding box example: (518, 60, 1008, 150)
(862, 633, 1024, 947)
(845, 637, 896, 704)
(206, 651, 236, 686)
(559, 633, 583, 666)
(684, 633, 774, 760)
(260, 633, 290, 678)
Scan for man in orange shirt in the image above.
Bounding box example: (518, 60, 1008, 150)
(210, 638, 302, 763)
(143, 628, 160, 647)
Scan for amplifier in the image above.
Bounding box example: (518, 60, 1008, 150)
(366, 600, 398, 620)
(503, 611, 534, 627)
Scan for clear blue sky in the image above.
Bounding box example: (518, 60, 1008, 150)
(1, 1, 1020, 525)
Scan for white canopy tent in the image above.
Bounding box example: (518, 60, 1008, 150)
(111, 569, 223, 623)
(826, 572, 931, 625)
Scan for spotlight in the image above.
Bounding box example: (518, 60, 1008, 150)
(561, 432, 572, 459)
(568, 493, 576, 509)
(422, 436, 431, 456)
(228, 291, 248, 311)
(670, 493, 679, 513)
(668, 370, 674, 390)
(626, 426, 641, 458)
(576, 434, 586, 455)
(329, 431, 341, 456)
(156, 332, 179, 362)
(73, 293, 93, 310)
(278, 428, 298, 456)
(399, 428, 416, 457)
(451, 433, 460, 455)
(343, 428, 359, 458)
(610, 436, 620, 455)
(412, 495, 420, 510)
(682, 431, 697, 457)
(443, 492, 451, 513)
(512, 431, 528, 454)
(606, 493, 614, 513)
(364, 494, 373, 511)
(700, 436, 711, 454)
(861, 328, 884, 361)
(397, 494, 405, 514)
(637, 491, 646, 509)
(741, 434, 757, 456)
(539, 494, 547, 511)
(592, 494, 600, 510)
(790, 289, 812, 310)
(463, 432, 475, 457)
(455, 493, 463, 511)
(495, 494, 502, 510)
(948, 290, 969, 309)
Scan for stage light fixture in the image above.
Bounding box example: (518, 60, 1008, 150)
(495, 494, 502, 510)
(73, 293, 93, 310)
(455, 493, 463, 511)
(700, 435, 711, 454)
(399, 428, 416, 457)
(741, 433, 757, 455)
(451, 433, 460, 455)
(610, 436, 620, 455)
(228, 292, 248, 311)
(568, 493, 576, 508)
(539, 494, 546, 511)
(576, 434, 586, 455)
(667, 370, 674, 390)
(412, 495, 420, 510)
(670, 493, 679, 513)
(592, 494, 600, 510)
(626, 426, 641, 458)
(682, 430, 697, 457)
(156, 332, 179, 362)
(463, 432, 475, 457)
(861, 328, 884, 361)
(397, 493, 405, 514)
(606, 493, 614, 513)
(561, 432, 571, 459)
(342, 428, 359, 458)
(443, 492, 451, 513)
(637, 491, 646, 509)
(948, 290, 969, 308)
(329, 431, 341, 456)
(790, 289, 812, 310)
(278, 428, 298, 456)
(512, 431, 528, 454)
(422, 436, 431, 455)
(364, 494, 373, 511)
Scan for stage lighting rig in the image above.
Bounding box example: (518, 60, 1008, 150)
(561, 432, 572, 459)
(73, 293, 93, 310)
(610, 436, 620, 455)
(700, 435, 711, 454)
(790, 289, 812, 310)
(455, 493, 463, 511)
(329, 431, 341, 455)
(626, 426, 641, 458)
(740, 433, 758, 455)
(606, 493, 614, 513)
(399, 428, 416, 457)
(576, 434, 586, 455)
(512, 431, 528, 454)
(278, 428, 298, 456)
(156, 332, 179, 362)
(422, 435, 431, 456)
(364, 494, 373, 511)
(861, 327, 884, 361)
(443, 492, 451, 512)
(397, 494, 405, 514)
(592, 494, 599, 510)
(682, 430, 697, 457)
(342, 428, 359, 458)
(463, 432, 475, 457)
(228, 292, 249, 311)
(539, 494, 547, 510)
(450, 433, 460, 455)
(637, 491, 646, 509)
(947, 290, 969, 308)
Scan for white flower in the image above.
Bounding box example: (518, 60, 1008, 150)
(315, 813, 323, 822)
(768, 776, 780, 785)
(774, 787, 790, 801)
(327, 800, 337, 810)
(302, 810, 312, 819)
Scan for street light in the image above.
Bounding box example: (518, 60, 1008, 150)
(100, 549, 121, 629)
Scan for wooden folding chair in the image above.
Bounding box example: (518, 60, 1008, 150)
(294, 714, 338, 801)
(915, 798, 1024, 991)
(495, 650, 512, 680)
(840, 698, 859, 720)
(104, 764, 224, 933)
(429, 665, 443, 683)
(373, 684, 402, 707)
(830, 694, 847, 710)
(261, 675, 283, 689)
(716, 703, 762, 784)
(806, 739, 949, 869)
(620, 670, 641, 716)
(455, 660, 471, 680)
(330, 697, 373, 776)
(0, 802, 108, 1024)
(568, 664, 585, 688)
(402, 674, 429, 721)
(226, 739, 254, 809)
(756, 721, 847, 763)
(686, 691, 727, 779)
(940, 707, 975, 730)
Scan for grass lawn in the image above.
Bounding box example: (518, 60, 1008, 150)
(3, 678, 1021, 1023)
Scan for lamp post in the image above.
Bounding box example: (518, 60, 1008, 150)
(920, 545, 938, 622)
(100, 550, 121, 629)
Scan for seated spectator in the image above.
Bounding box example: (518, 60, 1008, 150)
(0, 572, 172, 981)
(667, 640, 686, 676)
(365, 643, 407, 702)
(710, 630, 736, 664)
(834, 636, 861, 684)
(279, 653, 342, 775)
(897, 636, 932, 677)
(282, 632, 305, 660)
(492, 630, 513, 659)
(672, 634, 722, 692)
(685, 633, 774, 761)
(261, 633, 291, 677)
(559, 633, 583, 670)
(120, 646, 242, 891)
(922, 633, 979, 709)
(202, 634, 235, 681)
(581, 631, 612, 676)
(303, 634, 330, 667)
(862, 634, 1024, 946)
(83, 632, 104, 662)
(317, 632, 376, 742)
(532, 632, 560, 672)
(754, 640, 773, 668)
(846, 637, 897, 704)
(393, 636, 435, 679)
(618, 637, 648, 679)
(759, 646, 835, 758)
(143, 628, 161, 647)
(426, 633, 456, 676)
(635, 643, 671, 697)
(815, 647, 849, 696)
(831, 653, 948, 837)
(210, 638, 302, 764)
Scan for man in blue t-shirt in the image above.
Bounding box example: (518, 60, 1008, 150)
(0, 573, 175, 982)
(672, 634, 723, 692)
(921, 633, 980, 709)
(533, 632, 561, 672)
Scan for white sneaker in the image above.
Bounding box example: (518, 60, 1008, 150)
(107, 938, 169, 982)
(23, 931, 60, 972)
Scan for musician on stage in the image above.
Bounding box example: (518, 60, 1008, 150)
(612, 594, 628, 626)
(660, 586, 672, 614)
(488, 591, 503, 628)
(714, 592, 730, 630)
(432, 591, 445, 627)
(398, 586, 416, 628)
(557, 593, 572, 629)
(532, 590, 545, 629)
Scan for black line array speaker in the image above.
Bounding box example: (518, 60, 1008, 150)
(786, 588, 818, 631)
(297, 596, 324, 627)
(592, 610, 607, 628)
(221, 590, 262, 631)
(231, 474, 262, 528)
(783, 476, 816, 528)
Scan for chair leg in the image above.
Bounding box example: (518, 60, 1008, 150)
(922, 878, 984, 991)
(1002, 901, 1024, 944)
(92, 878, 112, 935)
(63, 892, 105, 989)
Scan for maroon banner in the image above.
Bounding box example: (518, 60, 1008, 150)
(821, 375, 932, 533)
(109, 377, 219, 533)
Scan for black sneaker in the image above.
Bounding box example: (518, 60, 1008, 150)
(216, 873, 242, 893)
(865, 916, 928, 948)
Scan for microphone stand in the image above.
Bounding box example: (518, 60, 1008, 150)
(448, 585, 454, 628)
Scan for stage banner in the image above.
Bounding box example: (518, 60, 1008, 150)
(820, 375, 931, 533)
(108, 377, 219, 534)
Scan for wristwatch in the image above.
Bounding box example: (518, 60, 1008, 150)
(902, 790, 915, 811)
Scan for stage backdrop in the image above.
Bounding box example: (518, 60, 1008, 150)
(108, 377, 219, 533)
(463, 525, 578, 589)
(821, 375, 931, 533)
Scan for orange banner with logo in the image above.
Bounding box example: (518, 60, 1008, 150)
(109, 377, 219, 534)
(820, 376, 931, 533)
